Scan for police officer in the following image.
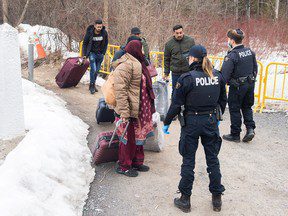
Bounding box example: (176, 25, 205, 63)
(221, 29, 258, 143)
(163, 45, 227, 213)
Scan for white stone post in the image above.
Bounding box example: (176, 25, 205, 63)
(0, 24, 25, 139)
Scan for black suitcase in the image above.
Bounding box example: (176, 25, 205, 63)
(96, 98, 115, 124)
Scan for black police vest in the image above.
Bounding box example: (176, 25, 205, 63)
(185, 70, 221, 112)
(230, 47, 255, 79)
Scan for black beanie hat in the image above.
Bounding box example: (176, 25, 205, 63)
(131, 27, 141, 34)
(189, 45, 207, 59)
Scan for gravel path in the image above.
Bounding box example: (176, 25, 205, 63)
(22, 64, 288, 216)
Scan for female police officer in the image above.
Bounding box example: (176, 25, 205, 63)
(163, 45, 227, 213)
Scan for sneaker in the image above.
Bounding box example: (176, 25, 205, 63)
(133, 164, 150, 172)
(115, 167, 138, 177)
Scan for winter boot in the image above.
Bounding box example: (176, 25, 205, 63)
(174, 194, 191, 213)
(212, 194, 222, 212)
(242, 129, 255, 142)
(222, 134, 240, 143)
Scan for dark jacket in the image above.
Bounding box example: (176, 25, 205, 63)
(164, 62, 227, 125)
(112, 46, 126, 63)
(82, 25, 108, 57)
(221, 45, 257, 84)
(112, 36, 150, 65)
(164, 35, 195, 75)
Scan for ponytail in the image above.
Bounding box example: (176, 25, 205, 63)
(202, 57, 214, 78)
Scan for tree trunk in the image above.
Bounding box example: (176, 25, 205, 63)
(2, 0, 9, 23)
(275, 0, 280, 19)
(246, 0, 251, 20)
(256, 0, 260, 17)
(104, 0, 109, 31)
(16, 0, 30, 27)
(234, 0, 239, 21)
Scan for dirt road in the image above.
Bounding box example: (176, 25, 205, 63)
(22, 64, 288, 216)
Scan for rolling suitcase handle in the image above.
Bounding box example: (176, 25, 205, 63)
(108, 119, 130, 147)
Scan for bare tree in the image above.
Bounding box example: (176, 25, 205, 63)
(235, 0, 239, 20)
(104, 0, 109, 31)
(275, 0, 280, 19)
(16, 0, 30, 26)
(2, 0, 9, 23)
(246, 0, 251, 20)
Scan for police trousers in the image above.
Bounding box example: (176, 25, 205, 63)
(178, 114, 225, 196)
(228, 82, 256, 135)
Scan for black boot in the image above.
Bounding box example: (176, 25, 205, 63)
(222, 134, 240, 143)
(212, 194, 222, 212)
(242, 129, 255, 142)
(174, 194, 191, 213)
(89, 83, 96, 94)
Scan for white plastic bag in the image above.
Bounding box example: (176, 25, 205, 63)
(144, 112, 165, 152)
(153, 81, 169, 121)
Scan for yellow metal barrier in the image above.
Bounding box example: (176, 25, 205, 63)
(260, 62, 288, 113)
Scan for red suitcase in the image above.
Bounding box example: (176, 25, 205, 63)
(55, 57, 89, 88)
(92, 120, 129, 165)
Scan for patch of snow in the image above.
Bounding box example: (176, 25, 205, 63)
(80, 72, 106, 87)
(63, 52, 80, 60)
(0, 79, 94, 216)
(18, 24, 79, 60)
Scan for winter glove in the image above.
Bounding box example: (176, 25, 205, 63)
(162, 125, 170, 134)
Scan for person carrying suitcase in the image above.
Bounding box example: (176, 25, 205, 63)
(82, 19, 108, 94)
(113, 40, 155, 177)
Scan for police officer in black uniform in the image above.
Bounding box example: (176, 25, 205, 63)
(162, 45, 227, 213)
(221, 29, 257, 143)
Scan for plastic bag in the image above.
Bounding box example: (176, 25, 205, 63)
(144, 112, 165, 152)
(153, 81, 169, 121)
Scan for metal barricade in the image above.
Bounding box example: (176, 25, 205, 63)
(260, 62, 288, 113)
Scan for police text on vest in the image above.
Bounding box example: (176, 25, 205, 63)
(195, 77, 219, 86)
(239, 50, 252, 58)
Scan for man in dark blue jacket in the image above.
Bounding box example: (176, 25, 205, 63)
(82, 19, 108, 94)
(221, 29, 257, 143)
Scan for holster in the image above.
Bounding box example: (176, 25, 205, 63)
(216, 105, 223, 121)
(178, 105, 186, 127)
(229, 78, 240, 88)
(247, 74, 256, 84)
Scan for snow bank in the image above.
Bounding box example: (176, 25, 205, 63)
(0, 24, 25, 139)
(0, 79, 94, 216)
(18, 24, 78, 59)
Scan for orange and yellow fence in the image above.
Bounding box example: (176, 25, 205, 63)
(79, 43, 288, 113)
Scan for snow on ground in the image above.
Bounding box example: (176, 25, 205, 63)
(0, 79, 94, 216)
(18, 24, 78, 60)
(80, 72, 106, 87)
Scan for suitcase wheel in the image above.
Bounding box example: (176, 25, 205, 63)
(97, 121, 100, 124)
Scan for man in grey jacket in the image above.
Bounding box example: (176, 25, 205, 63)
(163, 25, 195, 96)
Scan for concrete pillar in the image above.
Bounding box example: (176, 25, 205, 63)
(0, 24, 25, 139)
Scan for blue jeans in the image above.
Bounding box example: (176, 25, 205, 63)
(89, 52, 104, 84)
(172, 74, 181, 97)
